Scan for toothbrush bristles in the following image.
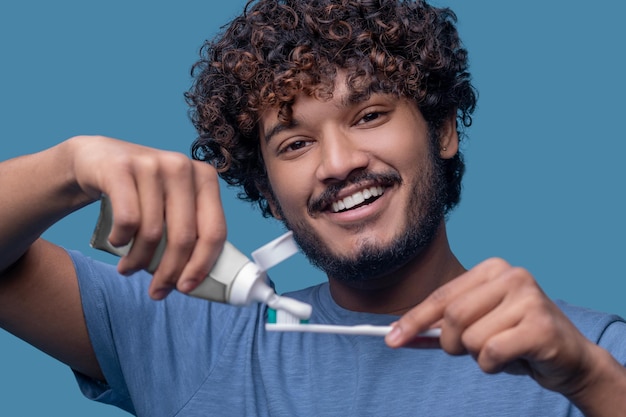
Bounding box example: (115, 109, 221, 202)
(276, 308, 305, 324)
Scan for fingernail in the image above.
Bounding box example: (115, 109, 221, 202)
(152, 287, 171, 300)
(386, 325, 403, 345)
(179, 279, 197, 293)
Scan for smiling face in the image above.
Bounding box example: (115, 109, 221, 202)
(259, 76, 458, 286)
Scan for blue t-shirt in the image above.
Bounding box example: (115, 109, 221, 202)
(69, 250, 626, 417)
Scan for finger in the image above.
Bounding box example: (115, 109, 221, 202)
(147, 154, 198, 299)
(176, 164, 226, 293)
(120, 170, 167, 278)
(103, 177, 142, 249)
(475, 297, 577, 375)
(386, 258, 512, 348)
(439, 267, 531, 355)
(450, 267, 541, 356)
(474, 324, 537, 374)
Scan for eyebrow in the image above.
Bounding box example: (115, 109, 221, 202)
(262, 93, 376, 144)
(263, 120, 298, 144)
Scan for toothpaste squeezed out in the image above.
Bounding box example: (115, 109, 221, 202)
(266, 293, 312, 320)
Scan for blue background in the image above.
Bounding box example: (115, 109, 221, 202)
(1, 1, 624, 415)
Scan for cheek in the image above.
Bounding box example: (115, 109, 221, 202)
(266, 167, 310, 216)
(367, 123, 431, 167)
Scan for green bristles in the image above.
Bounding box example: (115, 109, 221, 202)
(266, 307, 309, 324)
(267, 307, 277, 324)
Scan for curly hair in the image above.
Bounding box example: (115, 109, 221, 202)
(186, 0, 477, 217)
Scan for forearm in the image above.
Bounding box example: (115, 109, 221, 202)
(0, 139, 94, 272)
(567, 345, 626, 417)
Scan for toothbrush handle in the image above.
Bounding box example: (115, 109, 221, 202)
(265, 323, 441, 338)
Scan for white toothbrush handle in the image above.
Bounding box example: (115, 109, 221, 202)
(265, 323, 441, 338)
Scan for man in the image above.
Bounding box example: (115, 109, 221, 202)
(1, 1, 625, 416)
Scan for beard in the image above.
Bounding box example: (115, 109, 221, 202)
(272, 146, 448, 286)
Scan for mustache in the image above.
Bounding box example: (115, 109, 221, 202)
(308, 171, 402, 214)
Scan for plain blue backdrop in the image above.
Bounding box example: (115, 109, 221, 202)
(1, 1, 624, 415)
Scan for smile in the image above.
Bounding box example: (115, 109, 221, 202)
(331, 186, 385, 213)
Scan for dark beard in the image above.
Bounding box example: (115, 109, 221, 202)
(285, 156, 446, 285)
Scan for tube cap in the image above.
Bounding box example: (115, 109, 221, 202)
(251, 231, 299, 271)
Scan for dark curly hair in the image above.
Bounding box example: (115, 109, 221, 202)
(186, 0, 477, 217)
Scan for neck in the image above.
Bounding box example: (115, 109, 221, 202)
(327, 221, 464, 315)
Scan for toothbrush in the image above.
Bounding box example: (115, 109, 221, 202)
(265, 308, 441, 338)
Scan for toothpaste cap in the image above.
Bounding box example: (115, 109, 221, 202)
(251, 231, 299, 271)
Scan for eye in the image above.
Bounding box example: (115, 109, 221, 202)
(284, 140, 307, 151)
(355, 109, 389, 127)
(360, 112, 381, 124)
(278, 138, 313, 156)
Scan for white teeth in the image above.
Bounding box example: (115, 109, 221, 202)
(331, 186, 384, 213)
(352, 192, 365, 205)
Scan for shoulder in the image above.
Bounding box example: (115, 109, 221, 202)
(67, 248, 151, 306)
(556, 299, 625, 338)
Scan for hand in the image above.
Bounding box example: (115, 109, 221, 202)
(67, 135, 226, 300)
(385, 258, 604, 397)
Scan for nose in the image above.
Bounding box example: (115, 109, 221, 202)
(315, 127, 370, 182)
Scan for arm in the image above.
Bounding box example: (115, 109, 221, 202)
(0, 135, 226, 381)
(385, 258, 626, 417)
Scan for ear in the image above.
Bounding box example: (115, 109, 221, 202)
(260, 187, 283, 220)
(438, 115, 459, 159)
(267, 199, 283, 220)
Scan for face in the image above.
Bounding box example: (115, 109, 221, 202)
(259, 77, 456, 286)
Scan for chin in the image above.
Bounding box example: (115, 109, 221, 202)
(303, 228, 428, 283)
